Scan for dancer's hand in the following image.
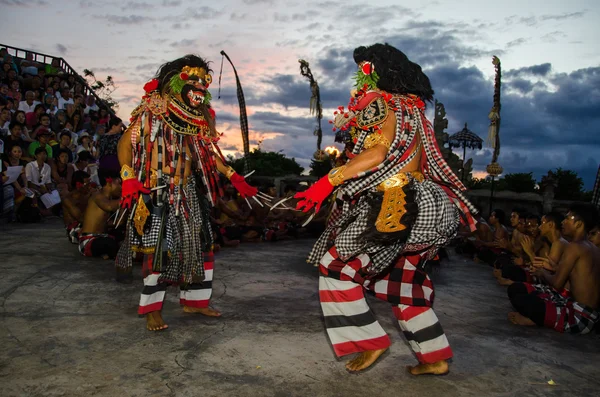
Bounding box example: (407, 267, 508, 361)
(230, 172, 258, 198)
(120, 178, 150, 209)
(294, 175, 334, 213)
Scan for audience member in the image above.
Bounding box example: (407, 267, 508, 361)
(507, 204, 600, 334)
(18, 91, 40, 113)
(62, 170, 92, 244)
(51, 130, 74, 163)
(51, 148, 74, 198)
(97, 116, 122, 177)
(27, 128, 52, 158)
(78, 172, 121, 259)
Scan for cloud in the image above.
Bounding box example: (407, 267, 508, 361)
(506, 38, 528, 48)
(505, 63, 552, 78)
(166, 6, 222, 22)
(170, 39, 197, 48)
(540, 11, 586, 21)
(55, 43, 67, 55)
(0, 0, 47, 6)
(95, 14, 154, 25)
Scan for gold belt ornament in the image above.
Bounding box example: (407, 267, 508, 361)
(375, 171, 424, 233)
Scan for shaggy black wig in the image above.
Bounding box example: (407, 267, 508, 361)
(154, 54, 212, 93)
(353, 43, 434, 101)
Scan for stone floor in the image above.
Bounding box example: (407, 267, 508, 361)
(1, 220, 599, 397)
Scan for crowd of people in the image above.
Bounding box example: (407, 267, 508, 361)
(455, 204, 600, 335)
(0, 50, 325, 266)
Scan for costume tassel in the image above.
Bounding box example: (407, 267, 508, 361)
(220, 50, 250, 174)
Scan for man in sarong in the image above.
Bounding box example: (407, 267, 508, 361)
(296, 44, 477, 375)
(115, 55, 263, 331)
(507, 204, 600, 334)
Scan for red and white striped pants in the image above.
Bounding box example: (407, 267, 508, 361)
(319, 246, 453, 364)
(138, 254, 214, 315)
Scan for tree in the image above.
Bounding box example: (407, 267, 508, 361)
(229, 149, 303, 177)
(502, 172, 537, 193)
(548, 168, 585, 200)
(83, 69, 119, 112)
(309, 158, 333, 178)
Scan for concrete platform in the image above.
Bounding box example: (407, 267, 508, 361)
(1, 220, 599, 397)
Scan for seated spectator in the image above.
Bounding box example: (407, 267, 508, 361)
(3, 122, 30, 160)
(51, 130, 74, 163)
(44, 94, 58, 115)
(455, 212, 493, 256)
(98, 107, 109, 126)
(25, 147, 60, 216)
(84, 95, 99, 115)
(0, 83, 8, 99)
(57, 86, 74, 111)
(70, 112, 83, 133)
(0, 107, 10, 130)
(51, 109, 67, 133)
(82, 114, 99, 136)
(25, 103, 45, 130)
(51, 148, 74, 199)
(2, 145, 28, 221)
(18, 91, 40, 113)
(496, 212, 568, 286)
(507, 204, 600, 334)
(589, 226, 600, 248)
(474, 209, 509, 265)
(27, 128, 53, 159)
(62, 170, 92, 244)
(78, 173, 121, 259)
(76, 131, 97, 158)
(12, 110, 31, 141)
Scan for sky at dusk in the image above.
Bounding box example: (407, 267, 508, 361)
(2, 0, 599, 188)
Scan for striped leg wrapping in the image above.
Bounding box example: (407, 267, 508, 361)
(394, 305, 453, 364)
(319, 258, 391, 357)
(138, 273, 167, 314)
(180, 256, 214, 308)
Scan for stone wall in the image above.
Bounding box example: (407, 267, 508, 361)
(466, 189, 584, 217)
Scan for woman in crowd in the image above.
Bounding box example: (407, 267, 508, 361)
(97, 116, 122, 177)
(76, 131, 96, 158)
(2, 145, 28, 221)
(12, 110, 32, 142)
(51, 148, 74, 199)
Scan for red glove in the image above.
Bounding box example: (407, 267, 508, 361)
(120, 178, 150, 210)
(230, 172, 258, 198)
(294, 175, 334, 213)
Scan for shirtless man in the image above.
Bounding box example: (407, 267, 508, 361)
(62, 170, 92, 244)
(589, 225, 600, 248)
(507, 204, 600, 334)
(78, 172, 121, 259)
(497, 212, 567, 286)
(475, 209, 509, 265)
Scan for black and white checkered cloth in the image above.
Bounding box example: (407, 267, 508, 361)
(308, 178, 458, 275)
(115, 176, 213, 284)
(307, 95, 466, 274)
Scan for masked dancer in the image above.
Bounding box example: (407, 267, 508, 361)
(296, 44, 478, 374)
(116, 54, 263, 331)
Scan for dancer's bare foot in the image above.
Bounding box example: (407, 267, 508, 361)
(183, 306, 222, 317)
(407, 360, 449, 376)
(102, 254, 110, 260)
(345, 348, 388, 372)
(146, 311, 168, 331)
(497, 277, 513, 286)
(508, 311, 536, 326)
(493, 268, 502, 279)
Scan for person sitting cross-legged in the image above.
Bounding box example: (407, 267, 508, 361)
(496, 212, 567, 286)
(507, 204, 600, 334)
(78, 172, 121, 260)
